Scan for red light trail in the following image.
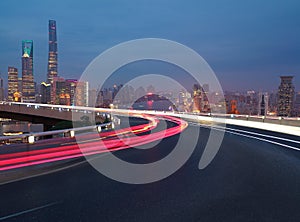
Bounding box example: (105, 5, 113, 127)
(0, 114, 187, 171)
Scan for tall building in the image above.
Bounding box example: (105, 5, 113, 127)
(192, 84, 211, 112)
(65, 79, 77, 105)
(88, 88, 97, 107)
(7, 67, 19, 102)
(51, 77, 67, 105)
(277, 76, 295, 117)
(193, 84, 202, 112)
(22, 40, 35, 102)
(40, 82, 51, 104)
(74, 81, 88, 106)
(0, 78, 4, 101)
(18, 77, 22, 93)
(268, 91, 277, 114)
(47, 20, 58, 83)
(258, 92, 268, 116)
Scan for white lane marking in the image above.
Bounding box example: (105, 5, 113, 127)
(188, 122, 300, 144)
(188, 122, 300, 151)
(218, 126, 299, 144)
(221, 129, 300, 151)
(0, 201, 61, 221)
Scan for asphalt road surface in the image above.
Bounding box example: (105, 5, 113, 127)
(0, 119, 300, 222)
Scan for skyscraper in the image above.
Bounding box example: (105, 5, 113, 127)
(258, 92, 268, 116)
(0, 77, 4, 101)
(47, 20, 58, 83)
(8, 67, 19, 102)
(193, 84, 203, 113)
(40, 82, 51, 104)
(51, 76, 67, 105)
(65, 79, 77, 105)
(22, 40, 35, 102)
(74, 81, 89, 106)
(277, 76, 295, 117)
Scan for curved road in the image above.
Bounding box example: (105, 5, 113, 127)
(0, 115, 300, 221)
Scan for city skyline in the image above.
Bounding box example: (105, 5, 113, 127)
(1, 16, 299, 117)
(1, 2, 300, 221)
(0, 0, 299, 92)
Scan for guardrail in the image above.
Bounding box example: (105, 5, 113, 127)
(2, 101, 299, 126)
(181, 113, 300, 127)
(0, 122, 113, 144)
(1, 101, 299, 137)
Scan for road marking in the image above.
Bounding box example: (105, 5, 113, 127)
(189, 122, 300, 144)
(188, 122, 300, 151)
(215, 125, 300, 144)
(0, 201, 61, 221)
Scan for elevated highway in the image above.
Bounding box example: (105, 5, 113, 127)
(0, 107, 299, 221)
(1, 101, 300, 134)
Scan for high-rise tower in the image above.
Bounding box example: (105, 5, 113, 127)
(0, 77, 4, 101)
(47, 20, 58, 83)
(258, 92, 268, 116)
(22, 40, 35, 102)
(277, 76, 295, 117)
(7, 67, 19, 102)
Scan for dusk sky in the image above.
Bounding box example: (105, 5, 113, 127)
(0, 0, 299, 92)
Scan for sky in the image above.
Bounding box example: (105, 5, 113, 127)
(0, 0, 299, 92)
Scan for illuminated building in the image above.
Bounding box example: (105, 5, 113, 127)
(50, 78, 88, 106)
(51, 77, 68, 105)
(277, 76, 295, 117)
(40, 82, 51, 104)
(66, 79, 88, 106)
(59, 93, 70, 106)
(178, 90, 192, 112)
(47, 20, 58, 83)
(7, 67, 19, 102)
(226, 100, 240, 114)
(74, 81, 88, 106)
(193, 84, 207, 112)
(193, 84, 202, 112)
(65, 79, 77, 105)
(22, 40, 35, 102)
(13, 92, 21, 102)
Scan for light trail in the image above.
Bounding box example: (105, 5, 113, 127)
(0, 114, 187, 171)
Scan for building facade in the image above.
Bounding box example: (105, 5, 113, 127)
(47, 20, 58, 83)
(74, 81, 88, 106)
(40, 82, 51, 104)
(22, 40, 35, 102)
(277, 76, 295, 117)
(192, 84, 210, 113)
(7, 67, 19, 102)
(51, 77, 67, 105)
(192, 84, 203, 112)
(0, 78, 4, 101)
(258, 92, 268, 116)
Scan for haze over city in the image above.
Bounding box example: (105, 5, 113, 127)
(1, 1, 300, 222)
(0, 0, 299, 91)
